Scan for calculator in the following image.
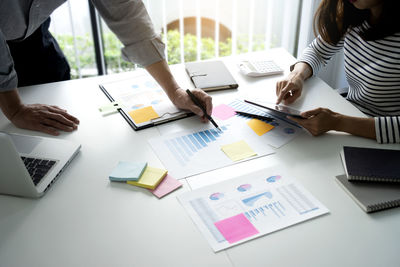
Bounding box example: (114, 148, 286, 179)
(238, 60, 284, 77)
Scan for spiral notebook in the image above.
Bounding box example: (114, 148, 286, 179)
(340, 146, 400, 182)
(335, 175, 400, 213)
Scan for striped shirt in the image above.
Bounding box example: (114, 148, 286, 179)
(300, 22, 400, 144)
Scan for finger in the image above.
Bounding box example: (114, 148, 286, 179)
(189, 104, 204, 117)
(37, 124, 60, 136)
(283, 89, 301, 105)
(191, 89, 212, 116)
(42, 118, 75, 132)
(47, 107, 80, 124)
(204, 96, 213, 116)
(276, 84, 293, 104)
(42, 111, 77, 128)
(276, 81, 283, 97)
(50, 105, 66, 112)
(301, 108, 323, 118)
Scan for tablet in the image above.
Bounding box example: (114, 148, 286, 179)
(244, 99, 303, 119)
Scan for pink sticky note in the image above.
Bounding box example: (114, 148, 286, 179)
(214, 213, 259, 244)
(212, 104, 236, 120)
(149, 174, 182, 198)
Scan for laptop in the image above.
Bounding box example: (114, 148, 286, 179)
(0, 132, 81, 198)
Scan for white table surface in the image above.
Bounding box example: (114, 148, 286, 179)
(0, 48, 399, 267)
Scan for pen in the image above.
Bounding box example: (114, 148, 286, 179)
(186, 89, 221, 131)
(235, 111, 274, 122)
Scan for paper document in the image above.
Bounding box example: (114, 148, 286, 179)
(178, 167, 329, 252)
(149, 121, 275, 179)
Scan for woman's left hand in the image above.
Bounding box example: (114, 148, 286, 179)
(288, 107, 340, 136)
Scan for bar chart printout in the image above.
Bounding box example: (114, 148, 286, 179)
(148, 122, 275, 179)
(177, 167, 329, 252)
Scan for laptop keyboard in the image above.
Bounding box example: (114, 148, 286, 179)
(21, 156, 56, 186)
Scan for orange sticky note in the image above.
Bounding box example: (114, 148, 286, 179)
(129, 106, 159, 124)
(247, 119, 274, 136)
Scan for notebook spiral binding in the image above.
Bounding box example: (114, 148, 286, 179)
(349, 175, 400, 183)
(369, 199, 400, 212)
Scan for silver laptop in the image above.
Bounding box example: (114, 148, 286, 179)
(0, 132, 81, 198)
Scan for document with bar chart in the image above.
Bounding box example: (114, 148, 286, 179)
(148, 120, 275, 179)
(178, 167, 329, 252)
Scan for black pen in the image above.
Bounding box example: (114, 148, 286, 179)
(186, 89, 221, 131)
(235, 111, 274, 122)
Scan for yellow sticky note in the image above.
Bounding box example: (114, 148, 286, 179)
(247, 119, 274, 136)
(129, 106, 159, 124)
(127, 166, 167, 189)
(221, 140, 257, 162)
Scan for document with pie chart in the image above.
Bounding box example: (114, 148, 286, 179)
(178, 167, 329, 252)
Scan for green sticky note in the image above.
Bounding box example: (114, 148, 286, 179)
(109, 161, 147, 182)
(99, 102, 121, 115)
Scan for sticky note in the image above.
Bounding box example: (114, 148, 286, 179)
(214, 213, 259, 244)
(99, 102, 121, 115)
(129, 106, 159, 124)
(212, 104, 236, 120)
(247, 119, 274, 136)
(127, 166, 167, 189)
(221, 140, 257, 162)
(149, 174, 182, 198)
(109, 161, 147, 182)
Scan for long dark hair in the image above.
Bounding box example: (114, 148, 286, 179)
(314, 0, 400, 44)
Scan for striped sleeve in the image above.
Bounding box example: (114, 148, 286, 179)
(297, 35, 344, 76)
(374, 117, 400, 143)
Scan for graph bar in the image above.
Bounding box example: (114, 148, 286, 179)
(182, 135, 197, 153)
(187, 134, 202, 150)
(269, 203, 280, 218)
(176, 137, 193, 157)
(171, 139, 189, 162)
(190, 198, 226, 243)
(204, 130, 216, 141)
(193, 133, 207, 147)
(210, 129, 220, 138)
(199, 131, 210, 143)
(164, 140, 186, 166)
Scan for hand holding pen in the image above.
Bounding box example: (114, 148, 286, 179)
(186, 89, 221, 131)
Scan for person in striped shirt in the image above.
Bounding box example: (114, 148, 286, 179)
(276, 0, 400, 143)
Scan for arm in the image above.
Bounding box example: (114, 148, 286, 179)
(92, 0, 212, 117)
(0, 29, 79, 135)
(0, 89, 79, 136)
(145, 60, 212, 118)
(288, 108, 376, 140)
(276, 35, 344, 104)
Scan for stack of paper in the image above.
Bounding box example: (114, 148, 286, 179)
(109, 161, 182, 198)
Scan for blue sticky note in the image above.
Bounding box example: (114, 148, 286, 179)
(109, 161, 147, 182)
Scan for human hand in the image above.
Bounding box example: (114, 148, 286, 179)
(287, 107, 340, 136)
(171, 88, 213, 122)
(10, 104, 80, 136)
(276, 73, 304, 105)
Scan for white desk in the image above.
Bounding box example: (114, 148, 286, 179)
(1, 48, 399, 267)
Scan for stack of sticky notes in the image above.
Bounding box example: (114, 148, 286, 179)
(109, 161, 182, 198)
(109, 161, 148, 181)
(127, 166, 167, 190)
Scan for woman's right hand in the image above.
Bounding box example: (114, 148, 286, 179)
(276, 72, 304, 105)
(276, 62, 312, 105)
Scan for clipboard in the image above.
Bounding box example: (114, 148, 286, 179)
(99, 74, 194, 131)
